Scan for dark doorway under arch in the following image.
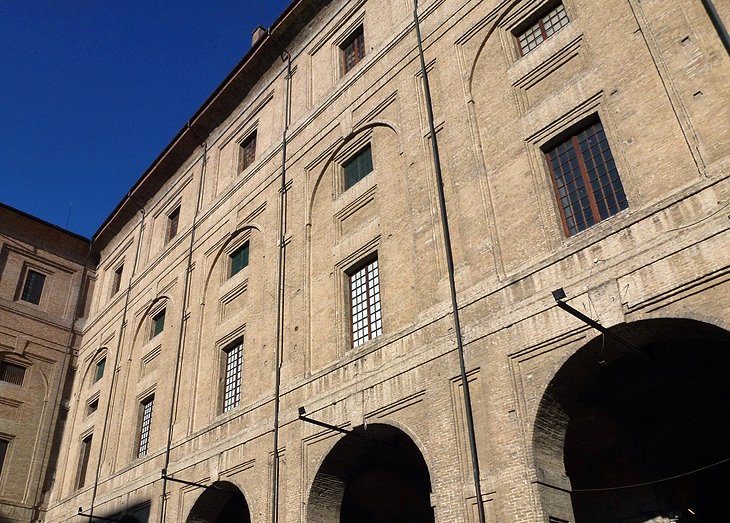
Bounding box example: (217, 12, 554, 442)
(534, 318, 730, 522)
(307, 423, 434, 522)
(185, 481, 251, 523)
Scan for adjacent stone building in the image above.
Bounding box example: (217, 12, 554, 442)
(0, 204, 93, 523)
(9, 0, 730, 521)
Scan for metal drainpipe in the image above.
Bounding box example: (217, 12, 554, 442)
(158, 131, 208, 523)
(88, 203, 146, 520)
(412, 2, 486, 522)
(271, 48, 292, 523)
(30, 242, 93, 523)
(700, 0, 730, 55)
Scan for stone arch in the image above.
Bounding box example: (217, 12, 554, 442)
(201, 224, 263, 297)
(532, 317, 730, 522)
(130, 295, 172, 349)
(79, 347, 108, 388)
(465, 0, 522, 97)
(307, 121, 400, 223)
(307, 423, 434, 522)
(185, 481, 252, 523)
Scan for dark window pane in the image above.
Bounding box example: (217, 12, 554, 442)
(152, 310, 166, 338)
(516, 3, 570, 56)
(545, 119, 626, 235)
(0, 362, 25, 386)
(167, 207, 180, 243)
(239, 131, 257, 172)
(230, 243, 250, 277)
(341, 26, 365, 74)
(77, 434, 92, 488)
(112, 265, 123, 295)
(343, 145, 373, 190)
(0, 440, 7, 474)
(21, 270, 45, 305)
(94, 358, 105, 382)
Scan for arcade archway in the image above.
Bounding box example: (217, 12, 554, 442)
(185, 481, 251, 523)
(534, 318, 730, 522)
(307, 423, 434, 522)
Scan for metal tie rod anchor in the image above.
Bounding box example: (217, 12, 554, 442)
(552, 287, 653, 364)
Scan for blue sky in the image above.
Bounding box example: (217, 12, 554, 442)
(1, 0, 291, 238)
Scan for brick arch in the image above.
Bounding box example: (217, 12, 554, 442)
(306, 423, 434, 522)
(531, 317, 730, 522)
(185, 481, 251, 523)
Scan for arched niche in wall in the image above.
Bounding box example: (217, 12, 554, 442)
(531, 317, 730, 522)
(306, 122, 419, 373)
(192, 224, 264, 426)
(306, 423, 434, 522)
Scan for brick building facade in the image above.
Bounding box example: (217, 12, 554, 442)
(6, 0, 730, 521)
(0, 204, 93, 522)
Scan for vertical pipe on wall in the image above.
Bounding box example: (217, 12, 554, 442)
(88, 204, 145, 520)
(271, 46, 292, 523)
(412, 2, 487, 522)
(158, 130, 208, 523)
(700, 0, 730, 55)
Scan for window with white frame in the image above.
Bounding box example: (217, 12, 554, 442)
(222, 339, 243, 412)
(137, 395, 154, 458)
(348, 256, 382, 348)
(514, 2, 570, 56)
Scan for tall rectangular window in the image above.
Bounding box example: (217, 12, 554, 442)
(0, 362, 26, 386)
(76, 434, 92, 489)
(349, 257, 382, 348)
(341, 26, 365, 74)
(151, 309, 166, 338)
(137, 395, 154, 458)
(166, 207, 180, 243)
(20, 269, 45, 305)
(222, 340, 243, 412)
(545, 119, 628, 236)
(239, 132, 257, 172)
(111, 264, 123, 295)
(0, 439, 8, 475)
(229, 243, 250, 278)
(343, 145, 373, 191)
(94, 357, 106, 383)
(515, 2, 569, 56)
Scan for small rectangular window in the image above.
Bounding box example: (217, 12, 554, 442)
(343, 145, 373, 191)
(544, 119, 627, 236)
(0, 362, 26, 386)
(229, 243, 250, 278)
(111, 265, 123, 295)
(349, 256, 382, 348)
(222, 340, 243, 413)
(76, 434, 92, 489)
(166, 207, 180, 243)
(137, 395, 154, 458)
(239, 132, 257, 172)
(87, 398, 99, 416)
(20, 269, 46, 305)
(151, 309, 166, 338)
(341, 25, 365, 74)
(515, 2, 570, 56)
(94, 358, 106, 383)
(0, 439, 8, 475)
